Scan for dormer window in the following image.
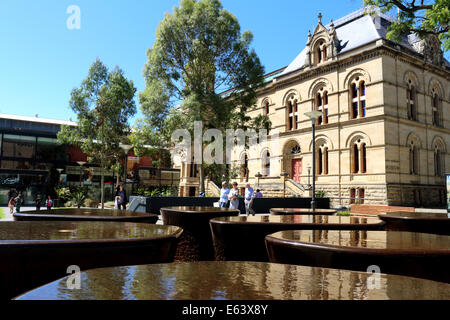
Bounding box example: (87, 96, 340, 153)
(314, 40, 327, 65)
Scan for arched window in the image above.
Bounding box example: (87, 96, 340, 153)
(351, 139, 367, 174)
(406, 82, 417, 121)
(324, 147, 329, 175)
(350, 78, 366, 119)
(434, 144, 443, 177)
(352, 144, 359, 173)
(264, 100, 270, 115)
(360, 143, 367, 173)
(315, 41, 327, 65)
(286, 96, 298, 131)
(315, 89, 328, 125)
(432, 89, 441, 127)
(409, 141, 419, 175)
(317, 148, 323, 175)
(263, 151, 271, 176)
(316, 142, 329, 175)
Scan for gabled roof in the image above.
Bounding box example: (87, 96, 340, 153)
(279, 7, 449, 77)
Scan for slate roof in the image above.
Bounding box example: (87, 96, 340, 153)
(279, 7, 449, 77)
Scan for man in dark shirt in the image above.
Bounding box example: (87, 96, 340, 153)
(116, 185, 127, 210)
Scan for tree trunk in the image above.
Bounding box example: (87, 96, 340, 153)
(100, 122, 105, 209)
(101, 158, 105, 209)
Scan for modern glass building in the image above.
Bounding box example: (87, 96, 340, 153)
(0, 114, 178, 206)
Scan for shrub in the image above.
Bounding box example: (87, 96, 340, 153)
(55, 187, 71, 202)
(84, 198, 100, 208)
(64, 201, 74, 208)
(315, 190, 327, 198)
(72, 191, 86, 208)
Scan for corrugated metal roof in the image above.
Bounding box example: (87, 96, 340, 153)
(0, 113, 77, 126)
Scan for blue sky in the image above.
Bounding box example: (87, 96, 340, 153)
(0, 0, 439, 124)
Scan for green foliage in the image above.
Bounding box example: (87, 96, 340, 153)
(57, 58, 137, 207)
(54, 186, 71, 202)
(315, 190, 327, 198)
(137, 0, 267, 193)
(134, 186, 177, 197)
(337, 210, 351, 216)
(364, 0, 449, 51)
(72, 190, 87, 208)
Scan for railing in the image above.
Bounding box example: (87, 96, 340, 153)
(206, 180, 221, 197)
(286, 179, 307, 193)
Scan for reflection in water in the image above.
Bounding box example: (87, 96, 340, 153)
(19, 262, 450, 300)
(0, 221, 180, 241)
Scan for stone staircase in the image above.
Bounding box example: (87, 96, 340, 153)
(206, 178, 309, 198)
(254, 180, 307, 198)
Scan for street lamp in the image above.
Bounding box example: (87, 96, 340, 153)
(304, 111, 323, 210)
(76, 161, 86, 187)
(280, 172, 289, 198)
(255, 172, 262, 188)
(120, 144, 133, 186)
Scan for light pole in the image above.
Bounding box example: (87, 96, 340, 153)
(77, 161, 86, 188)
(304, 111, 323, 210)
(120, 144, 133, 187)
(307, 164, 311, 188)
(280, 172, 289, 198)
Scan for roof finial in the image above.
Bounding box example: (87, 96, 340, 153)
(318, 12, 323, 24)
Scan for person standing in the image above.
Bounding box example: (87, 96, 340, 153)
(255, 189, 263, 198)
(228, 182, 240, 210)
(116, 185, 127, 210)
(35, 194, 42, 211)
(219, 182, 230, 208)
(244, 183, 254, 216)
(46, 196, 53, 210)
(14, 194, 23, 213)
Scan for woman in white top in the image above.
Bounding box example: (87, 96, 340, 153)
(228, 182, 240, 210)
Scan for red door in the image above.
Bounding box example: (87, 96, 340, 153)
(291, 159, 302, 183)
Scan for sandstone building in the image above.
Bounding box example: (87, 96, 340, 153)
(177, 8, 450, 207)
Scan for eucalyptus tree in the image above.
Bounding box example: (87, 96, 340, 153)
(364, 0, 449, 51)
(58, 59, 137, 208)
(134, 0, 269, 193)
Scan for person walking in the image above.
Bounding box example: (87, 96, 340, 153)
(228, 182, 240, 210)
(35, 194, 42, 211)
(14, 194, 23, 213)
(244, 183, 254, 216)
(219, 182, 230, 208)
(116, 185, 127, 210)
(46, 196, 53, 210)
(8, 196, 16, 214)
